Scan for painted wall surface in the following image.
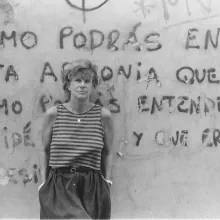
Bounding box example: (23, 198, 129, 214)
(1, 0, 220, 218)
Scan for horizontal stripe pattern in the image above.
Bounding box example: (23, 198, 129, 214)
(49, 104, 104, 169)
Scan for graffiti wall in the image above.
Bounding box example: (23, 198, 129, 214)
(1, 0, 220, 218)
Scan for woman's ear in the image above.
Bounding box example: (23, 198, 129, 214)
(67, 84, 71, 91)
(92, 77, 98, 89)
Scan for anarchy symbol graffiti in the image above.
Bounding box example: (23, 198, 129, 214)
(65, 0, 110, 23)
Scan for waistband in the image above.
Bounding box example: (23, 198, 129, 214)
(51, 166, 100, 173)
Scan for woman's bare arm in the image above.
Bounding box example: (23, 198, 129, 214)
(40, 106, 57, 183)
(101, 107, 114, 180)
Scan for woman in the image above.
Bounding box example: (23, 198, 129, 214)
(38, 59, 114, 219)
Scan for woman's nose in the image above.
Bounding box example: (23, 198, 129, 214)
(80, 80, 86, 87)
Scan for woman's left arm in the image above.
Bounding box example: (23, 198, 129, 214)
(101, 107, 114, 181)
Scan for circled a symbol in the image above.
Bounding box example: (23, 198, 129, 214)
(65, 0, 110, 23)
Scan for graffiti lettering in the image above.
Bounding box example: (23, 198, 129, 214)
(0, 165, 39, 187)
(155, 129, 188, 147)
(101, 66, 113, 81)
(138, 67, 162, 89)
(39, 95, 50, 113)
(109, 98, 120, 113)
(59, 25, 162, 52)
(176, 67, 220, 84)
(18, 168, 33, 187)
(136, 62, 141, 81)
(4, 135, 9, 149)
(162, 96, 175, 108)
(138, 95, 220, 115)
(40, 62, 58, 83)
(0, 30, 38, 49)
(90, 29, 104, 50)
(204, 97, 215, 115)
(186, 27, 220, 50)
(133, 131, 143, 146)
(73, 32, 87, 48)
(176, 67, 194, 84)
(145, 32, 162, 51)
(208, 68, 219, 84)
(124, 22, 142, 51)
(1, 30, 16, 47)
(155, 130, 166, 146)
(38, 94, 62, 113)
(108, 30, 120, 51)
(185, 28, 200, 49)
(11, 101, 22, 114)
(94, 98, 120, 113)
(11, 132, 22, 154)
(172, 130, 188, 147)
(138, 95, 150, 112)
(202, 128, 220, 147)
(217, 96, 220, 112)
(60, 26, 74, 49)
(0, 100, 22, 115)
(64, 0, 110, 23)
(177, 96, 189, 113)
(20, 31, 38, 49)
(162, 0, 212, 22)
(5, 65, 19, 82)
(118, 65, 132, 79)
(155, 128, 220, 148)
(23, 121, 35, 147)
(190, 97, 200, 114)
(33, 164, 38, 183)
(3, 121, 35, 153)
(151, 97, 163, 114)
(205, 28, 220, 50)
(195, 69, 206, 83)
(0, 99, 8, 115)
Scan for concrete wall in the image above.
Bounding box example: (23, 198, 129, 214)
(1, 0, 220, 218)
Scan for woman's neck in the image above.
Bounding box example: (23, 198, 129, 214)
(67, 98, 92, 114)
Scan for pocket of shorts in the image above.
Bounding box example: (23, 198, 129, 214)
(105, 181, 111, 191)
(102, 176, 111, 191)
(38, 180, 48, 193)
(38, 172, 52, 193)
(38, 182, 45, 192)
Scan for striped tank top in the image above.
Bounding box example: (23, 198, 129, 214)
(49, 104, 104, 170)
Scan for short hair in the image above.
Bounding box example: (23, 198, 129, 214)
(61, 59, 98, 101)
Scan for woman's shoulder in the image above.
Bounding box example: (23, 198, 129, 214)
(44, 106, 58, 122)
(41, 106, 58, 130)
(100, 106, 112, 120)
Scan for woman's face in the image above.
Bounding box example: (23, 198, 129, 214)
(68, 69, 94, 101)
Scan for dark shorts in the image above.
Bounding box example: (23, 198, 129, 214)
(38, 168, 111, 219)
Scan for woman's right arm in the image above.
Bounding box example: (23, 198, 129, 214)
(40, 106, 57, 184)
